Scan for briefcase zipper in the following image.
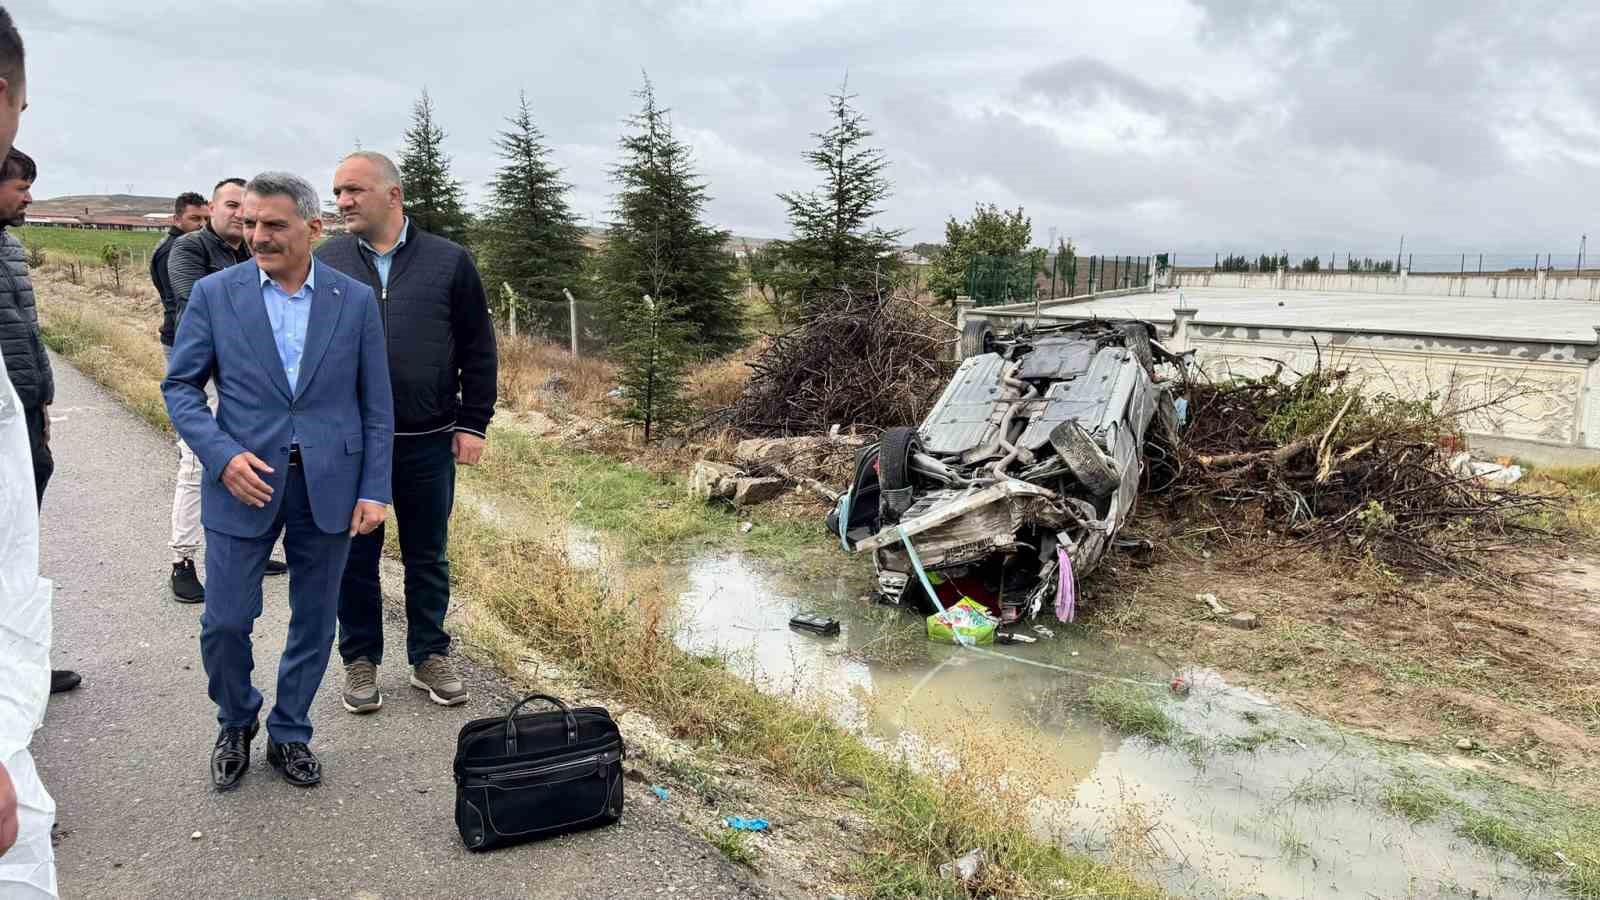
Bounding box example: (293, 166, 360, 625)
(482, 749, 619, 782)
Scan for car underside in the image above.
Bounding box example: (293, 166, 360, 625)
(828, 317, 1185, 624)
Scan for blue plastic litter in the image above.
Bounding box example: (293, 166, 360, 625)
(651, 785, 669, 801)
(723, 816, 769, 832)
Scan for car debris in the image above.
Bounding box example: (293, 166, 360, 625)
(828, 318, 1185, 624)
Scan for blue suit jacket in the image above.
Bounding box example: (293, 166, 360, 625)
(162, 259, 394, 538)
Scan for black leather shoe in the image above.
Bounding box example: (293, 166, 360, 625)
(266, 739, 321, 787)
(50, 669, 81, 693)
(264, 558, 288, 576)
(212, 721, 259, 791)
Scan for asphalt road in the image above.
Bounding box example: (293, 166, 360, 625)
(33, 352, 769, 900)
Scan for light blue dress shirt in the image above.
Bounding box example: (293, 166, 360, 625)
(260, 260, 315, 396)
(261, 260, 378, 506)
(358, 216, 409, 291)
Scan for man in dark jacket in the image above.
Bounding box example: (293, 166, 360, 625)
(317, 151, 496, 714)
(163, 177, 285, 602)
(0, 145, 78, 695)
(149, 191, 208, 347)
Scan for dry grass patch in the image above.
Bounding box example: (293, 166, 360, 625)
(34, 267, 170, 431)
(497, 334, 617, 419)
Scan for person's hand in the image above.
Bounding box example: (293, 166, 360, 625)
(349, 500, 387, 537)
(0, 761, 18, 857)
(222, 451, 275, 507)
(453, 432, 485, 466)
(39, 405, 48, 445)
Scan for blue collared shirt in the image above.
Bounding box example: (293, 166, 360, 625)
(260, 260, 316, 395)
(358, 217, 408, 290)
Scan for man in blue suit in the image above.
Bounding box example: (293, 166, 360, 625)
(162, 171, 393, 791)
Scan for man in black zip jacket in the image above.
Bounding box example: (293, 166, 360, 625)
(149, 190, 208, 347)
(317, 151, 496, 714)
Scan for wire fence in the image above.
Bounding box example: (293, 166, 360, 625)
(966, 253, 1152, 306)
(1170, 248, 1597, 275)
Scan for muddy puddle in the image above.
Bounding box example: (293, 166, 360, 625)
(664, 550, 1562, 900)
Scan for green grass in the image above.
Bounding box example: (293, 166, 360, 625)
(706, 825, 760, 870)
(1381, 781, 1453, 823)
(1087, 685, 1179, 744)
(15, 225, 161, 264)
(1217, 728, 1282, 754)
(461, 425, 828, 561)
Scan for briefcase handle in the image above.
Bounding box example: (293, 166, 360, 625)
(503, 693, 578, 755)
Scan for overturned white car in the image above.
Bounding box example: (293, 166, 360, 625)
(828, 318, 1183, 624)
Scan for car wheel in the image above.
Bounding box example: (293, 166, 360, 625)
(878, 425, 923, 525)
(959, 319, 995, 359)
(1049, 421, 1119, 497)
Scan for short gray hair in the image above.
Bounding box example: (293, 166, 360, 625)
(245, 171, 321, 221)
(341, 151, 402, 191)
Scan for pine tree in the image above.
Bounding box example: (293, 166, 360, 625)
(773, 81, 905, 307)
(596, 74, 742, 355)
(478, 91, 587, 337)
(616, 293, 694, 441)
(397, 88, 470, 246)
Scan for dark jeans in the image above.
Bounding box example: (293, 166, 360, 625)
(24, 403, 51, 507)
(337, 430, 456, 667)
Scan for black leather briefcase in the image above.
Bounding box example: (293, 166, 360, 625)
(453, 693, 625, 851)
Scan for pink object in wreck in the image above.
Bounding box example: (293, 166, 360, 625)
(1055, 546, 1076, 623)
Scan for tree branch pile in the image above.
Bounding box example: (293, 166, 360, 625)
(719, 288, 948, 436)
(1166, 367, 1554, 584)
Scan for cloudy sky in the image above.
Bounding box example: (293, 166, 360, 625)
(11, 0, 1599, 263)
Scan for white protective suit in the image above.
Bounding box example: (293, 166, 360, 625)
(0, 341, 56, 898)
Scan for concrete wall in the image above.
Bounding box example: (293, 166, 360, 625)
(1175, 269, 1600, 301)
(955, 304, 1600, 463)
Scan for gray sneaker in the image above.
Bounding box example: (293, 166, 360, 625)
(342, 657, 383, 714)
(410, 655, 468, 706)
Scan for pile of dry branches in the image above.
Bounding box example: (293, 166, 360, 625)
(719, 288, 949, 436)
(1166, 367, 1552, 583)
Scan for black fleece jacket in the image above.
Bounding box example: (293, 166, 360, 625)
(315, 221, 497, 436)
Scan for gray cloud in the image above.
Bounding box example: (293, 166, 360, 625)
(5, 0, 1596, 260)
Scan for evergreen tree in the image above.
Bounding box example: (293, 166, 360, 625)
(478, 91, 586, 336)
(773, 81, 905, 307)
(398, 88, 470, 245)
(596, 74, 742, 355)
(616, 293, 694, 441)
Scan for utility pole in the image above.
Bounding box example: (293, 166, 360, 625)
(1579, 234, 1587, 277)
(1396, 234, 1405, 272)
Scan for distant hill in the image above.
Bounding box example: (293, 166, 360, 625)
(33, 194, 172, 217)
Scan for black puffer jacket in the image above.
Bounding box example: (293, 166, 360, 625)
(150, 225, 184, 345)
(0, 228, 52, 409)
(316, 221, 497, 436)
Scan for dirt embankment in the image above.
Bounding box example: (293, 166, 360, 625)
(1084, 522, 1600, 801)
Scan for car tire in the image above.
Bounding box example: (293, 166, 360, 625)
(1119, 322, 1155, 374)
(878, 426, 922, 525)
(959, 319, 995, 359)
(1049, 421, 1119, 498)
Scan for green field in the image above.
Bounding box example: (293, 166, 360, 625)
(14, 225, 163, 264)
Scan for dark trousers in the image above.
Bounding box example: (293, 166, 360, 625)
(24, 404, 51, 506)
(201, 465, 351, 744)
(338, 430, 455, 667)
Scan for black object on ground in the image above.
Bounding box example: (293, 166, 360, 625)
(788, 614, 841, 636)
